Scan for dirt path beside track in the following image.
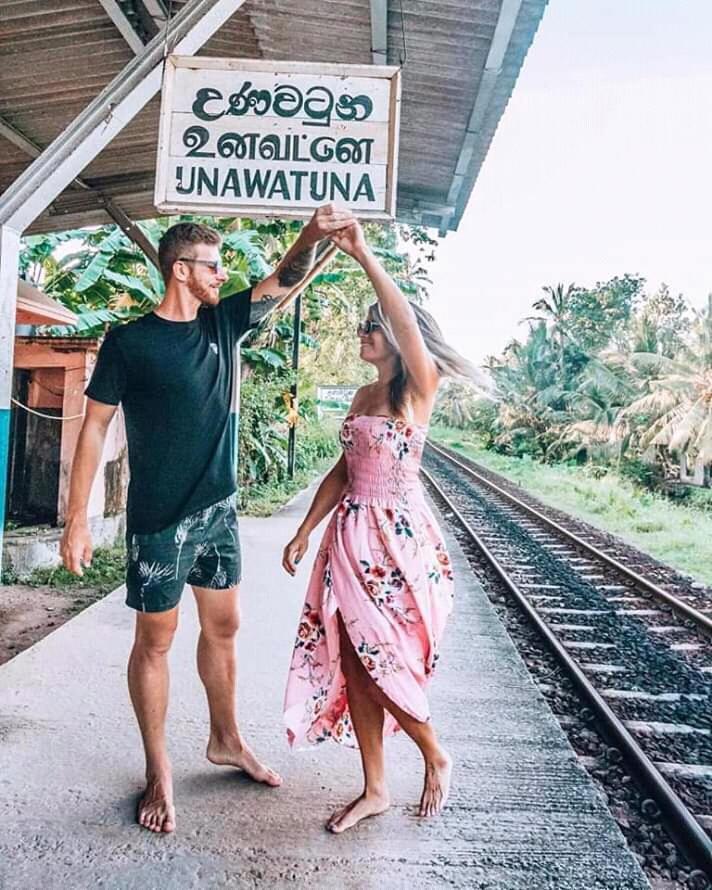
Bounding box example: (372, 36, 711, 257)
(0, 584, 105, 665)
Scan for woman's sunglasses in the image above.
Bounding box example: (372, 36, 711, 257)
(357, 319, 382, 336)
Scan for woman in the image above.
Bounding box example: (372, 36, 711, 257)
(282, 220, 476, 834)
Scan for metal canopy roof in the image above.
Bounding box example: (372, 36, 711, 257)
(0, 0, 547, 236)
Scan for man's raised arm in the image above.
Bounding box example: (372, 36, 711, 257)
(249, 204, 355, 325)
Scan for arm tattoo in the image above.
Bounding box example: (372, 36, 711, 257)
(277, 245, 316, 288)
(249, 294, 280, 325)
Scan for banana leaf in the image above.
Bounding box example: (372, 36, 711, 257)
(75, 229, 127, 292)
(103, 270, 158, 302)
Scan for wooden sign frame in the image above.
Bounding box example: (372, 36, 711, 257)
(154, 57, 401, 220)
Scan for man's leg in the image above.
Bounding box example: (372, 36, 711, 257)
(127, 607, 179, 833)
(192, 584, 282, 786)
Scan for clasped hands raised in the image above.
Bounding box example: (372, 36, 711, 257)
(303, 204, 369, 260)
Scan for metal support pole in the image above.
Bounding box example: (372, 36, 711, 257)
(0, 116, 161, 271)
(287, 294, 302, 479)
(101, 197, 161, 271)
(277, 242, 339, 481)
(0, 0, 249, 232)
(442, 0, 524, 234)
(0, 226, 22, 575)
(369, 0, 388, 64)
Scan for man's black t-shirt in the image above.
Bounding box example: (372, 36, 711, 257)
(86, 288, 254, 534)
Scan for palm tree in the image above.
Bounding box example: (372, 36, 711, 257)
(621, 295, 712, 471)
(487, 323, 568, 455)
(554, 356, 638, 461)
(433, 380, 486, 429)
(528, 283, 578, 377)
(628, 284, 691, 358)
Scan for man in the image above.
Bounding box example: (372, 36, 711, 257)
(60, 204, 356, 834)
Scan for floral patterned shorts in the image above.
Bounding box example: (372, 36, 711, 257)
(125, 493, 241, 613)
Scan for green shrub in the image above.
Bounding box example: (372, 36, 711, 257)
(237, 377, 291, 492)
(294, 417, 340, 471)
(671, 485, 712, 512)
(237, 373, 340, 513)
(238, 376, 340, 486)
(619, 457, 665, 491)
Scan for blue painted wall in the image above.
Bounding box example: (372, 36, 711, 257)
(0, 406, 11, 572)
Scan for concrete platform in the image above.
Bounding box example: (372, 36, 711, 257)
(0, 487, 649, 889)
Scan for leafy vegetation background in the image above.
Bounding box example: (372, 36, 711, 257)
(19, 216, 437, 513)
(14, 218, 712, 588)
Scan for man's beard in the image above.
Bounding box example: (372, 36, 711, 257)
(188, 276, 220, 306)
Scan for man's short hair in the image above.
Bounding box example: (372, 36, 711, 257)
(158, 222, 222, 284)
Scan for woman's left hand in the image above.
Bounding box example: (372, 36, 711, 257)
(282, 531, 310, 576)
(330, 220, 368, 260)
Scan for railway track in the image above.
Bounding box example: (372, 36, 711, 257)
(422, 440, 712, 879)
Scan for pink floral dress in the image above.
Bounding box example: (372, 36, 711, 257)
(284, 414, 454, 748)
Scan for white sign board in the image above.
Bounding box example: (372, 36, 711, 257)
(155, 57, 401, 220)
(316, 384, 359, 418)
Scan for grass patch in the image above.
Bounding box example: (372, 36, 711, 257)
(15, 545, 126, 594)
(430, 425, 712, 586)
(239, 455, 334, 517)
(0, 545, 126, 608)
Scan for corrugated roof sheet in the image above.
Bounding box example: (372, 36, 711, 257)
(0, 0, 548, 235)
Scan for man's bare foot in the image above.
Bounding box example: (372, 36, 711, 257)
(419, 750, 452, 817)
(207, 733, 282, 787)
(326, 790, 390, 833)
(138, 772, 175, 833)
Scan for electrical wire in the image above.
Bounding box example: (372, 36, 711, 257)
(10, 398, 84, 422)
(19, 367, 90, 399)
(162, 0, 175, 65)
(398, 0, 408, 66)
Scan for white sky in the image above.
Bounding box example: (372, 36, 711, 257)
(428, 0, 712, 365)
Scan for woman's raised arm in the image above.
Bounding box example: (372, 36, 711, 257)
(330, 223, 440, 400)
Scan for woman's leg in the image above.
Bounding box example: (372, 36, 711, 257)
(338, 616, 452, 818)
(328, 614, 391, 833)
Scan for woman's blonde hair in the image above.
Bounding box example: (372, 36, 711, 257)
(369, 301, 481, 415)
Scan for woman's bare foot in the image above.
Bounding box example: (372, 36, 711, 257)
(138, 771, 175, 833)
(419, 750, 452, 817)
(327, 790, 390, 833)
(207, 733, 282, 787)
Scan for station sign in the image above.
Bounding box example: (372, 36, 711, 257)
(155, 57, 401, 220)
(316, 384, 359, 418)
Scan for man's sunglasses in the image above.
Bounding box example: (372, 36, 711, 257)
(357, 319, 382, 336)
(177, 257, 223, 274)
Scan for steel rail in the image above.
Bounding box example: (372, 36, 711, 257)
(420, 464, 712, 874)
(426, 440, 712, 636)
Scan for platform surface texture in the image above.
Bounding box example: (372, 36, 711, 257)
(0, 487, 649, 889)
